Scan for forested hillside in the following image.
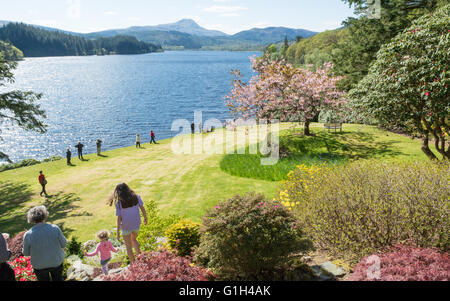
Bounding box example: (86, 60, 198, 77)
(0, 40, 23, 60)
(0, 23, 162, 57)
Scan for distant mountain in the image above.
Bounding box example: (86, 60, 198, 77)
(0, 19, 320, 52)
(134, 19, 227, 37)
(232, 27, 317, 44)
(86, 20, 318, 50)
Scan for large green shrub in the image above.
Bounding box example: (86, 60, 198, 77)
(165, 219, 201, 257)
(280, 161, 450, 262)
(137, 200, 181, 252)
(194, 193, 314, 280)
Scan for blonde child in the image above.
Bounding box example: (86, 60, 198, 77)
(85, 230, 118, 275)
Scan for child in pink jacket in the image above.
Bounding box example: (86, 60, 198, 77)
(85, 230, 119, 275)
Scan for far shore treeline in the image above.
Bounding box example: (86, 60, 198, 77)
(0, 23, 163, 57)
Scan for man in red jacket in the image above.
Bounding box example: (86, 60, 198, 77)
(38, 171, 48, 197)
(150, 131, 157, 144)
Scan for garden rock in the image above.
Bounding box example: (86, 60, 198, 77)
(67, 260, 95, 281)
(320, 261, 347, 278)
(311, 265, 334, 281)
(66, 255, 81, 265)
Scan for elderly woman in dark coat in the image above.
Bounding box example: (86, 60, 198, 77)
(22, 206, 67, 281)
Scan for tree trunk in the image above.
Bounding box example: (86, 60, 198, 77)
(421, 134, 438, 161)
(304, 120, 311, 136)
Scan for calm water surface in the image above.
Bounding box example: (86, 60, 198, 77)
(0, 51, 259, 162)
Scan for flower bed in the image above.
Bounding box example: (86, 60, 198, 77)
(9, 256, 36, 281)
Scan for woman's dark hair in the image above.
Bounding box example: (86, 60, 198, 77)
(108, 183, 139, 209)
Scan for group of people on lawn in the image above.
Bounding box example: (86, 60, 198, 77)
(0, 183, 148, 281)
(65, 131, 158, 165)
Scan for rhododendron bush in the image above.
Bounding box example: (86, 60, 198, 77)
(102, 250, 214, 281)
(349, 5, 450, 160)
(226, 55, 346, 136)
(349, 245, 450, 281)
(9, 256, 36, 281)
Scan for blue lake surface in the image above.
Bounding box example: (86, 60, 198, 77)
(0, 51, 260, 162)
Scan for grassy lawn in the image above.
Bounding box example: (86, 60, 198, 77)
(0, 123, 431, 241)
(220, 123, 432, 181)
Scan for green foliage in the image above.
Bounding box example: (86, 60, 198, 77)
(0, 49, 46, 161)
(0, 23, 162, 57)
(333, 0, 442, 91)
(137, 200, 181, 252)
(194, 193, 314, 280)
(0, 40, 23, 61)
(0, 156, 64, 172)
(66, 237, 84, 259)
(165, 219, 201, 257)
(348, 5, 450, 160)
(280, 160, 450, 262)
(285, 28, 350, 68)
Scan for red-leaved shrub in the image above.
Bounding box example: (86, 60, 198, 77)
(102, 250, 215, 281)
(8, 232, 26, 261)
(349, 245, 450, 281)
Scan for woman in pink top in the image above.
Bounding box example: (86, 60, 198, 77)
(85, 230, 118, 275)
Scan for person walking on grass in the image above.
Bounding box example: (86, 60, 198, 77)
(136, 134, 141, 148)
(150, 130, 157, 144)
(66, 148, 72, 166)
(84, 230, 118, 275)
(75, 142, 85, 160)
(97, 139, 102, 156)
(38, 171, 48, 197)
(0, 232, 15, 281)
(23, 206, 67, 281)
(108, 183, 148, 264)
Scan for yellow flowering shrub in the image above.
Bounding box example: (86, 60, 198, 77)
(278, 160, 450, 262)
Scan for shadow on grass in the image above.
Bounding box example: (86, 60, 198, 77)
(0, 183, 92, 237)
(220, 128, 405, 181)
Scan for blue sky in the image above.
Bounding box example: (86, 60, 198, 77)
(1, 0, 356, 34)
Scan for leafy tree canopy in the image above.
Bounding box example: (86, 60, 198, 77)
(349, 4, 450, 160)
(0, 55, 46, 162)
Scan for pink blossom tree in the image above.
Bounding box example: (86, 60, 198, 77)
(226, 55, 346, 136)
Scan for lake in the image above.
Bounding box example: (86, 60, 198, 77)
(0, 51, 260, 162)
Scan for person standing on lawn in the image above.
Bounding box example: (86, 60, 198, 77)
(150, 130, 157, 144)
(66, 148, 72, 166)
(97, 139, 102, 156)
(23, 206, 67, 281)
(38, 171, 48, 197)
(75, 142, 85, 160)
(0, 232, 15, 281)
(136, 134, 141, 148)
(109, 183, 148, 264)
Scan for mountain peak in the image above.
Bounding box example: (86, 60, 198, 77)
(175, 19, 200, 27)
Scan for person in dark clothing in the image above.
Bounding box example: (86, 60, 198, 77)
(75, 142, 84, 160)
(150, 131, 157, 144)
(0, 233, 15, 281)
(38, 171, 48, 197)
(96, 139, 102, 156)
(66, 148, 72, 166)
(191, 123, 195, 134)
